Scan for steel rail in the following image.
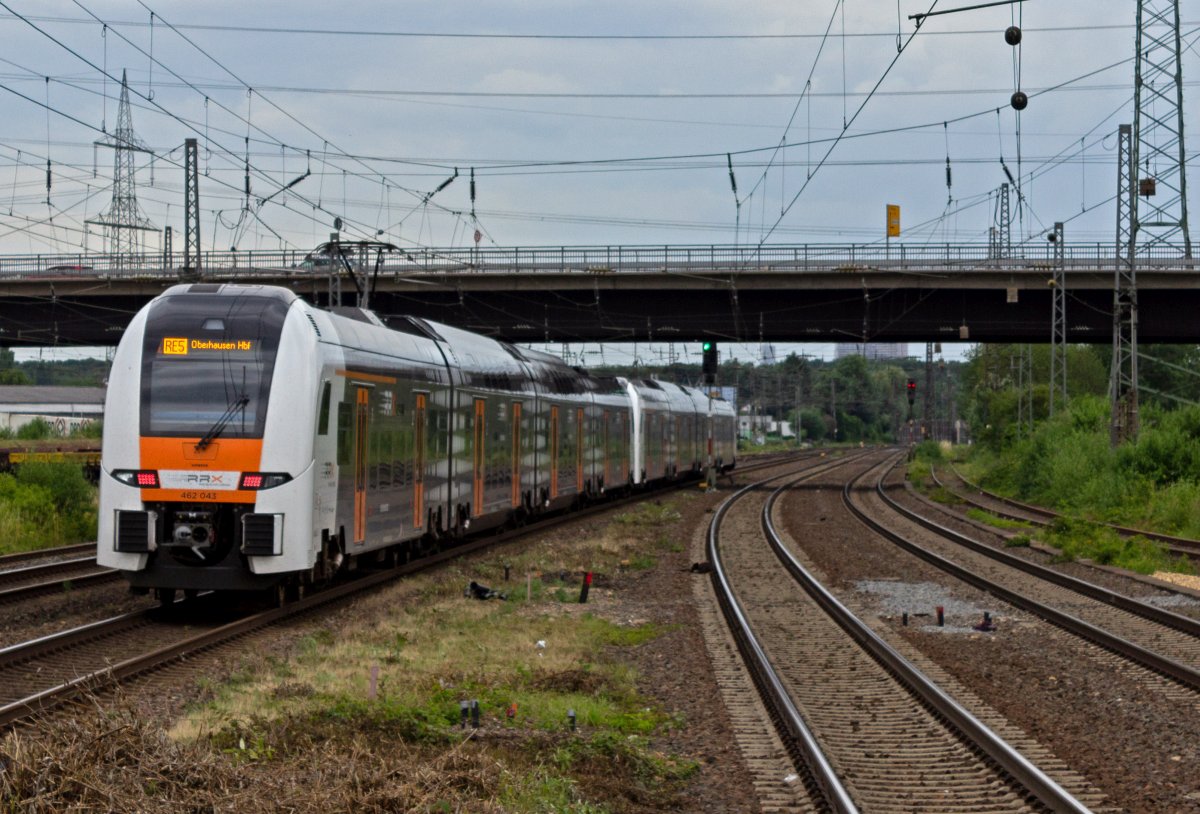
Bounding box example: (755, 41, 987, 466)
(0, 607, 152, 671)
(0, 451, 812, 729)
(0, 568, 119, 604)
(706, 456, 863, 814)
(0, 543, 96, 568)
(763, 466, 1094, 814)
(942, 465, 1200, 559)
(844, 455, 1200, 693)
(0, 556, 96, 582)
(901, 464, 1200, 639)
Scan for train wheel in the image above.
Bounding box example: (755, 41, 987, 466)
(156, 588, 177, 608)
(183, 589, 199, 603)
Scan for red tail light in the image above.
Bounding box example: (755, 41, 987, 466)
(239, 472, 291, 490)
(112, 470, 159, 488)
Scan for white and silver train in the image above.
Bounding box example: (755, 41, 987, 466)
(98, 283, 737, 598)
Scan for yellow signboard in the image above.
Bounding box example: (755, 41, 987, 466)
(161, 337, 254, 355)
(886, 204, 900, 238)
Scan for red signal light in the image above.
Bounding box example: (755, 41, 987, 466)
(134, 471, 159, 488)
(240, 473, 265, 489)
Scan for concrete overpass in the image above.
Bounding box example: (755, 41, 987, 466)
(0, 243, 1195, 346)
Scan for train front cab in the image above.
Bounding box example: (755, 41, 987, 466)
(98, 286, 323, 595)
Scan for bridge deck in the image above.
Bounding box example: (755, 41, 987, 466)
(0, 244, 1193, 346)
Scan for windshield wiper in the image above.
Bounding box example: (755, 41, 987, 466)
(195, 395, 249, 451)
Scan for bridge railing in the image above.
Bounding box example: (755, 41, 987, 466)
(0, 243, 1195, 279)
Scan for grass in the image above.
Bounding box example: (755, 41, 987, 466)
(1040, 516, 1195, 575)
(1005, 533, 1032, 548)
(0, 462, 97, 555)
(964, 508, 1034, 530)
(160, 493, 701, 812)
(2, 492, 706, 811)
(613, 500, 683, 527)
(175, 594, 671, 743)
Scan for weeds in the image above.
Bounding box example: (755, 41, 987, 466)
(965, 508, 1033, 530)
(1039, 516, 1191, 575)
(0, 461, 96, 554)
(967, 395, 1200, 549)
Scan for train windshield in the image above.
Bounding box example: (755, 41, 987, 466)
(140, 293, 289, 438)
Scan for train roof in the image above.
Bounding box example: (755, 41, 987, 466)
(160, 283, 299, 305)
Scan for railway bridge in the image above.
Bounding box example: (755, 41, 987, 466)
(0, 242, 1196, 346)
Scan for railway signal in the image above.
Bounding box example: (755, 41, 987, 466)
(702, 341, 719, 384)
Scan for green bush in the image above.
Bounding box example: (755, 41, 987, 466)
(15, 417, 58, 440)
(911, 441, 944, 463)
(16, 460, 92, 510)
(965, 395, 1200, 573)
(0, 462, 97, 553)
(71, 419, 103, 439)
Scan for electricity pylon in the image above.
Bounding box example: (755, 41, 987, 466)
(86, 70, 156, 267)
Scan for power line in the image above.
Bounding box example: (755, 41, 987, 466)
(3, 1, 466, 253)
(758, 0, 945, 246)
(0, 13, 1171, 40)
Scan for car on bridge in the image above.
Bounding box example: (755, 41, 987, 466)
(294, 240, 400, 272)
(44, 264, 95, 275)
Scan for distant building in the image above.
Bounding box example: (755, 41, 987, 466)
(738, 412, 794, 440)
(835, 342, 910, 361)
(0, 386, 105, 432)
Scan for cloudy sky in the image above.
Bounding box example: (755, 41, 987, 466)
(0, 2, 1190, 362)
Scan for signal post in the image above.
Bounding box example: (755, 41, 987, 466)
(703, 342, 718, 489)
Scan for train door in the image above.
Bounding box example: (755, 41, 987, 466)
(620, 411, 629, 483)
(353, 387, 369, 544)
(511, 402, 522, 507)
(576, 407, 585, 493)
(414, 393, 426, 529)
(648, 415, 657, 477)
(549, 405, 559, 499)
(675, 415, 683, 473)
(473, 398, 485, 517)
(602, 409, 611, 489)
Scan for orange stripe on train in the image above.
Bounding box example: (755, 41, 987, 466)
(139, 437, 264, 504)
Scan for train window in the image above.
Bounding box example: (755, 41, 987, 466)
(140, 293, 286, 438)
(317, 381, 332, 435)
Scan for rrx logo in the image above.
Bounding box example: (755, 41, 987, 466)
(186, 474, 226, 486)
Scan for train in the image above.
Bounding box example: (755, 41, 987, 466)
(97, 283, 737, 600)
(0, 441, 101, 481)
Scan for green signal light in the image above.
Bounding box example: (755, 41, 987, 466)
(702, 341, 713, 351)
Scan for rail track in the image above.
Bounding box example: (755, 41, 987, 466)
(0, 451, 810, 729)
(0, 555, 118, 603)
(845, 455, 1200, 694)
(0, 542, 95, 568)
(707, 450, 1099, 812)
(933, 465, 1200, 561)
